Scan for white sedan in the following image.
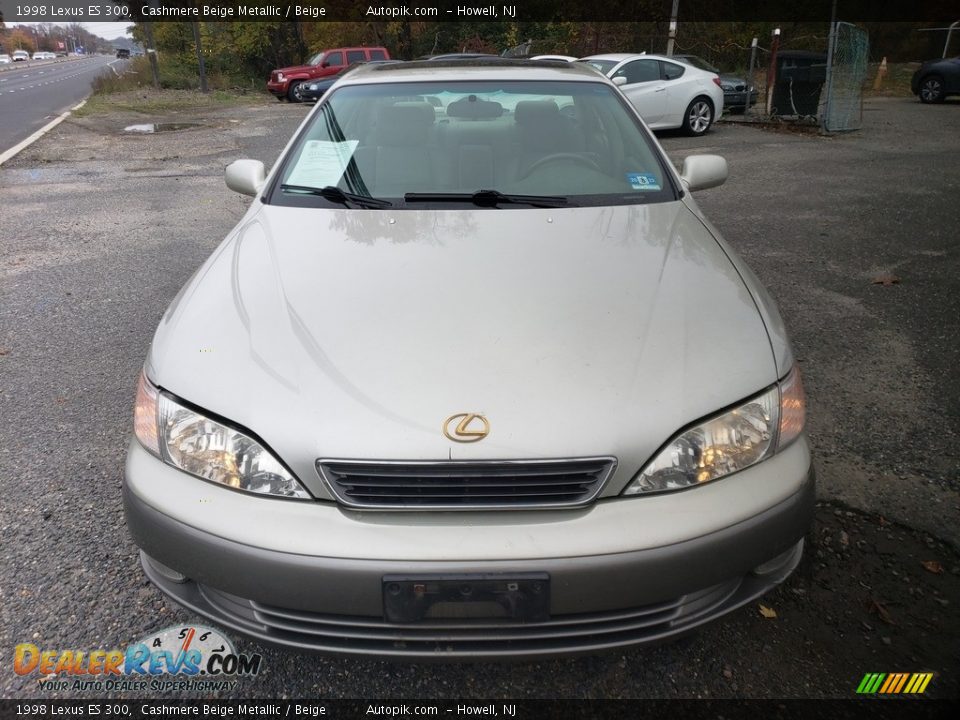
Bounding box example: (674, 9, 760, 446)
(580, 53, 724, 135)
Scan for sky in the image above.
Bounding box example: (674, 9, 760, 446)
(9, 22, 135, 41)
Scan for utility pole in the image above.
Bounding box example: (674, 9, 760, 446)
(140, 1, 161, 90)
(191, 21, 208, 93)
(765, 27, 781, 116)
(745, 37, 758, 114)
(665, 0, 680, 56)
(822, 0, 839, 131)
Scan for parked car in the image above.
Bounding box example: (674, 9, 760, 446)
(0, 54, 11, 65)
(32, 51, 53, 60)
(125, 59, 812, 659)
(267, 46, 390, 102)
(12, 50, 29, 62)
(671, 54, 758, 112)
(300, 60, 402, 102)
(116, 48, 131, 59)
(580, 53, 724, 135)
(911, 56, 960, 103)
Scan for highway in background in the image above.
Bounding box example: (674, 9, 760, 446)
(0, 55, 118, 155)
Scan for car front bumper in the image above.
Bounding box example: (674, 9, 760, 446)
(723, 90, 759, 109)
(266, 79, 289, 97)
(124, 439, 815, 659)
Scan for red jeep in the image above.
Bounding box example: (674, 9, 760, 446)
(268, 47, 391, 102)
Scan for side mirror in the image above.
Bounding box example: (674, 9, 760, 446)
(612, 76, 627, 86)
(225, 159, 266, 197)
(679, 154, 727, 192)
(321, 61, 330, 68)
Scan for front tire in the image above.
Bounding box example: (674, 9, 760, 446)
(287, 81, 306, 103)
(919, 75, 945, 104)
(683, 97, 714, 136)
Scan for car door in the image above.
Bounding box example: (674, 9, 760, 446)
(320, 51, 345, 78)
(659, 60, 693, 124)
(945, 58, 960, 93)
(612, 59, 667, 125)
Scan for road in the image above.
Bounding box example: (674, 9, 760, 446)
(0, 56, 119, 155)
(0, 95, 957, 701)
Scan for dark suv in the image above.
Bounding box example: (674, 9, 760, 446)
(116, 49, 130, 59)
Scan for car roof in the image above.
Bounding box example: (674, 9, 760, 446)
(341, 58, 611, 84)
(581, 53, 688, 64)
(579, 53, 641, 63)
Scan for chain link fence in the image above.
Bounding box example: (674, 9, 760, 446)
(822, 22, 870, 132)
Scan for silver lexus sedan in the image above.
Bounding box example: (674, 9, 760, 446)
(124, 60, 813, 659)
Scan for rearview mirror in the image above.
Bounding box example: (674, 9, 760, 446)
(612, 76, 627, 86)
(225, 159, 266, 197)
(679, 154, 727, 192)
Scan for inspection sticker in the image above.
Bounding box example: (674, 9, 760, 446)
(626, 172, 661, 190)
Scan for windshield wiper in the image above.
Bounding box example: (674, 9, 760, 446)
(280, 184, 392, 209)
(404, 189, 572, 208)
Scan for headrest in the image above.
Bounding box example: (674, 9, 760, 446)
(379, 102, 436, 125)
(376, 103, 435, 145)
(446, 96, 504, 119)
(514, 100, 561, 125)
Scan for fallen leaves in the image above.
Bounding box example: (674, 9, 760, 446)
(758, 604, 778, 619)
(868, 599, 896, 625)
(921, 560, 944, 575)
(871, 273, 901, 286)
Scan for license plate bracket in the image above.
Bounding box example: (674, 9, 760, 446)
(382, 573, 550, 623)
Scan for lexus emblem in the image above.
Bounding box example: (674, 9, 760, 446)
(443, 413, 490, 443)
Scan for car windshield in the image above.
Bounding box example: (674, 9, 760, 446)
(270, 79, 675, 209)
(578, 59, 618, 75)
(307, 52, 324, 66)
(677, 56, 720, 73)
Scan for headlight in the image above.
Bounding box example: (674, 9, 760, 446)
(133, 372, 310, 499)
(276, 72, 285, 81)
(623, 367, 806, 496)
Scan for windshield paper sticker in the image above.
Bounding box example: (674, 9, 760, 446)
(626, 172, 661, 191)
(286, 140, 360, 188)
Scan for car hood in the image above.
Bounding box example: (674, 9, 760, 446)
(149, 202, 777, 497)
(275, 63, 319, 74)
(719, 74, 748, 85)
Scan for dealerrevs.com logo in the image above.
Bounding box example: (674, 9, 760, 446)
(14, 625, 263, 693)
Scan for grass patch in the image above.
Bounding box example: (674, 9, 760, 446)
(864, 61, 919, 98)
(74, 56, 272, 117)
(74, 88, 269, 118)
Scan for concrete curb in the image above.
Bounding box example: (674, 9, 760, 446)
(0, 100, 87, 167)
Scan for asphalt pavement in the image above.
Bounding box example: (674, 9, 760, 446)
(0, 94, 957, 701)
(0, 56, 119, 154)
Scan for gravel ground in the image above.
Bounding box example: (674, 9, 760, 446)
(0, 92, 957, 701)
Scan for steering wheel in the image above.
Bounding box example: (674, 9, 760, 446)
(518, 153, 603, 180)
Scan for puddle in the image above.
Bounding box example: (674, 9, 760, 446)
(123, 123, 204, 134)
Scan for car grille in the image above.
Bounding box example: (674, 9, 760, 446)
(198, 578, 741, 657)
(316, 458, 616, 510)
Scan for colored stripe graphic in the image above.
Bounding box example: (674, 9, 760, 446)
(856, 672, 933, 694)
(904, 674, 920, 694)
(893, 673, 909, 693)
(879, 674, 897, 693)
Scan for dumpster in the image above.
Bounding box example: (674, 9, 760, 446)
(771, 50, 828, 117)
